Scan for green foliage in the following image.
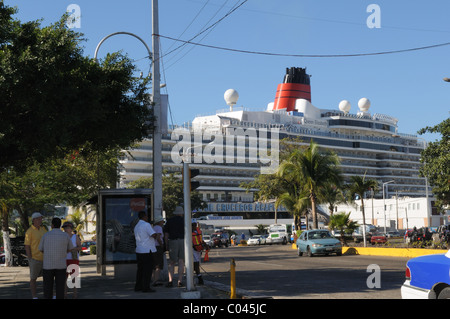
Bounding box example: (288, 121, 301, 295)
(328, 212, 358, 246)
(0, 5, 152, 170)
(277, 140, 342, 229)
(418, 118, 450, 210)
(255, 224, 266, 235)
(345, 175, 377, 246)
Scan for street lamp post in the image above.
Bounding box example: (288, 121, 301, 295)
(383, 180, 395, 233)
(152, 0, 163, 223)
(94, 31, 152, 276)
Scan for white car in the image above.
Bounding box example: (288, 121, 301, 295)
(247, 236, 262, 246)
(202, 235, 213, 248)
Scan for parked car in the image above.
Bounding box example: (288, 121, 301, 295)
(260, 235, 268, 245)
(247, 235, 263, 246)
(401, 249, 450, 299)
(386, 231, 401, 238)
(371, 233, 387, 245)
(202, 235, 213, 248)
(81, 241, 96, 255)
(296, 229, 342, 257)
(211, 233, 229, 248)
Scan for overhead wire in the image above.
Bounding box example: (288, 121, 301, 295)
(163, 0, 234, 69)
(156, 35, 450, 58)
(157, 0, 249, 124)
(163, 0, 212, 55)
(158, 0, 249, 61)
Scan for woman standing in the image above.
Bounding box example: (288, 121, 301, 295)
(62, 221, 82, 298)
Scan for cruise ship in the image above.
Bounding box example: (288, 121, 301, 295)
(119, 67, 429, 223)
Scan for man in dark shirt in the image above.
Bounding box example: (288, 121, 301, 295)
(163, 206, 185, 287)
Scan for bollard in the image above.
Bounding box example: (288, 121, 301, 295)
(230, 258, 236, 299)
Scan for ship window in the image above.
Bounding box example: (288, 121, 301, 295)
(329, 119, 372, 129)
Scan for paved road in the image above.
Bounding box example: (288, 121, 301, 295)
(200, 244, 411, 299)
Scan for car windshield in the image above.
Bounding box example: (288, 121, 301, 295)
(308, 231, 332, 239)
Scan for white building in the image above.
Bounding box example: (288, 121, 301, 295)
(325, 197, 448, 230)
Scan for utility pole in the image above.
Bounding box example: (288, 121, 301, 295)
(152, 0, 163, 221)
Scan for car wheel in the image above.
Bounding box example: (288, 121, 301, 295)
(438, 287, 450, 299)
(297, 246, 303, 257)
(306, 246, 313, 257)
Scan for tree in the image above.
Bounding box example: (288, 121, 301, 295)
(241, 173, 287, 223)
(418, 118, 450, 210)
(345, 175, 378, 247)
(278, 141, 342, 229)
(328, 212, 359, 246)
(320, 183, 348, 217)
(65, 207, 86, 240)
(0, 5, 152, 170)
(275, 189, 310, 230)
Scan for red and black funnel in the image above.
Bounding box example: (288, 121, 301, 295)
(273, 67, 311, 112)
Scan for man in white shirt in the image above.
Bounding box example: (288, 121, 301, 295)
(134, 211, 157, 292)
(38, 217, 74, 299)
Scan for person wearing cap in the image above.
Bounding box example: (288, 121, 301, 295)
(152, 216, 165, 286)
(62, 221, 82, 298)
(163, 206, 185, 287)
(24, 212, 47, 299)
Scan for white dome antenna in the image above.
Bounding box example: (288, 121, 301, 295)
(358, 98, 371, 112)
(224, 89, 239, 111)
(339, 100, 351, 114)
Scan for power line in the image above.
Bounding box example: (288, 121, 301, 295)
(156, 34, 450, 58)
(159, 0, 249, 60)
(163, 0, 232, 68)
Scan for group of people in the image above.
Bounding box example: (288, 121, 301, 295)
(134, 206, 209, 293)
(22, 206, 209, 298)
(24, 212, 82, 299)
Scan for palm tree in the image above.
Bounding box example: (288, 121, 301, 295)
(346, 175, 378, 247)
(66, 207, 86, 240)
(320, 183, 347, 217)
(278, 141, 342, 229)
(328, 212, 359, 246)
(275, 189, 310, 231)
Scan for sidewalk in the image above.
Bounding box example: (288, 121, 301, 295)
(0, 254, 230, 299)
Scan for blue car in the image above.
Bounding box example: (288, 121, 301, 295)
(401, 249, 450, 299)
(296, 230, 342, 257)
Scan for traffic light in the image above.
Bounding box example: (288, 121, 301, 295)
(183, 167, 200, 191)
(189, 168, 200, 191)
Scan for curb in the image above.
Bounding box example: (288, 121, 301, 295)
(291, 243, 448, 258)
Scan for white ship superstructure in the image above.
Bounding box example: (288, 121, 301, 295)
(119, 67, 429, 220)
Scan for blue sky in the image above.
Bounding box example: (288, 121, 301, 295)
(5, 0, 450, 142)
